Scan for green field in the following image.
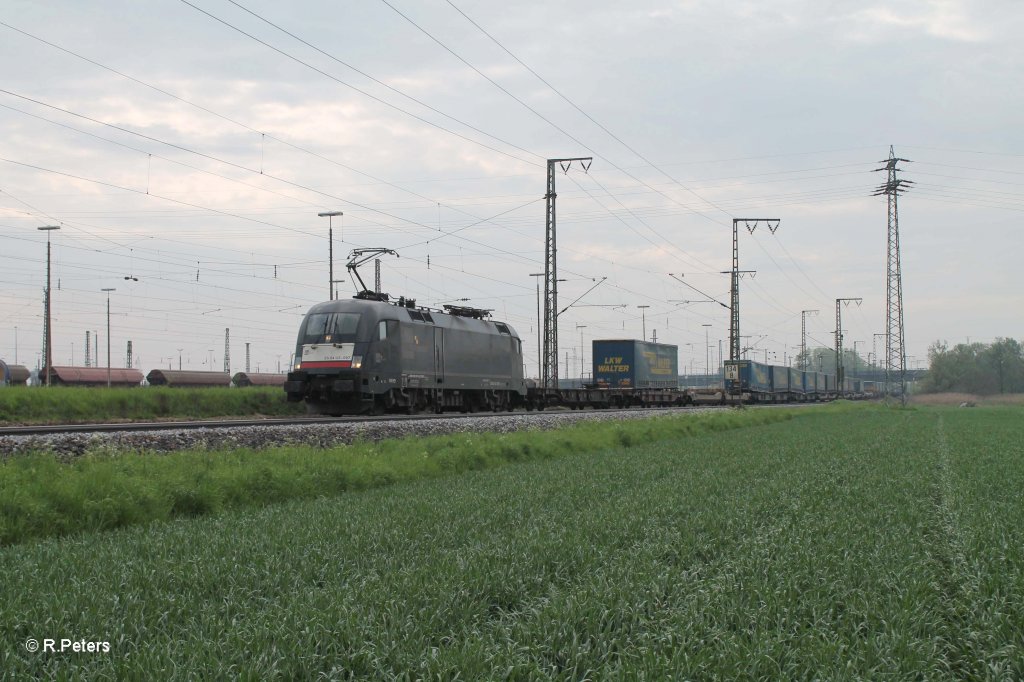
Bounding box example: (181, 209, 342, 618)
(0, 386, 304, 424)
(2, 405, 1022, 679)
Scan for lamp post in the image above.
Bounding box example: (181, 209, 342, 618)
(576, 324, 587, 381)
(177, 348, 183, 371)
(101, 288, 116, 387)
(702, 323, 712, 381)
(38, 225, 60, 386)
(317, 211, 343, 300)
(637, 305, 650, 342)
(529, 273, 544, 380)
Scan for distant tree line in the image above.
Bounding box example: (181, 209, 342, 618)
(792, 347, 867, 375)
(922, 338, 1024, 395)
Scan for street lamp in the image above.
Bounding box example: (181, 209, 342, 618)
(702, 323, 712, 380)
(529, 273, 544, 380)
(101, 288, 116, 387)
(177, 348, 183, 371)
(318, 211, 343, 300)
(38, 225, 60, 386)
(637, 305, 650, 342)
(576, 324, 587, 381)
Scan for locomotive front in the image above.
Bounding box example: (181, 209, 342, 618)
(284, 299, 376, 415)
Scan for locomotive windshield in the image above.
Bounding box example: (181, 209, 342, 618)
(303, 312, 361, 344)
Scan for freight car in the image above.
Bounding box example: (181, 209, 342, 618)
(45, 366, 144, 387)
(146, 370, 231, 388)
(232, 372, 287, 388)
(0, 360, 30, 386)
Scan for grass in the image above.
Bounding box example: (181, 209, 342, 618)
(0, 386, 304, 425)
(911, 391, 1024, 406)
(0, 407, 795, 546)
(1, 403, 1021, 679)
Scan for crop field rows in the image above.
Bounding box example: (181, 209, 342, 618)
(1, 405, 1022, 679)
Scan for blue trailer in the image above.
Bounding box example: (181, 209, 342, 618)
(592, 339, 678, 389)
(805, 371, 823, 396)
(724, 359, 772, 399)
(771, 365, 790, 399)
(788, 367, 806, 398)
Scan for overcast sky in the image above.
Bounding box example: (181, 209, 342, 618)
(1, 0, 1021, 378)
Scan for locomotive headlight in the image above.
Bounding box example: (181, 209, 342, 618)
(351, 355, 362, 369)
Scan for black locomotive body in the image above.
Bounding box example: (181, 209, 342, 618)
(285, 297, 527, 415)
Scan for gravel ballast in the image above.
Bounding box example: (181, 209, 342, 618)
(0, 407, 724, 459)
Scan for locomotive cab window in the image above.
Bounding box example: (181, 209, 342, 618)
(303, 312, 361, 344)
(378, 320, 399, 340)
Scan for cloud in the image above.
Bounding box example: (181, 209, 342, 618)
(848, 1, 991, 43)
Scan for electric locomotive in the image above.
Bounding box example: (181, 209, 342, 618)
(284, 295, 527, 415)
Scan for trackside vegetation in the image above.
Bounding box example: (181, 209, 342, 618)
(1, 404, 1021, 679)
(0, 407, 794, 545)
(0, 386, 304, 424)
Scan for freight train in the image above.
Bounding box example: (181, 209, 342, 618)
(284, 295, 876, 415)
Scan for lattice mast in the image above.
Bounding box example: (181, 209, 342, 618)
(223, 328, 230, 374)
(873, 146, 912, 400)
(542, 157, 591, 389)
(84, 331, 91, 368)
(834, 298, 862, 385)
(800, 310, 819, 370)
(726, 218, 778, 361)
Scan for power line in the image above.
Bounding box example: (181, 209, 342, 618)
(222, 0, 543, 166)
(177, 0, 540, 168)
(441, 0, 734, 224)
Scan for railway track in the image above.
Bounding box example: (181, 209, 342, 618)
(0, 403, 742, 438)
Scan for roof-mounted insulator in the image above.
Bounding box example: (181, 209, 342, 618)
(443, 304, 493, 319)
